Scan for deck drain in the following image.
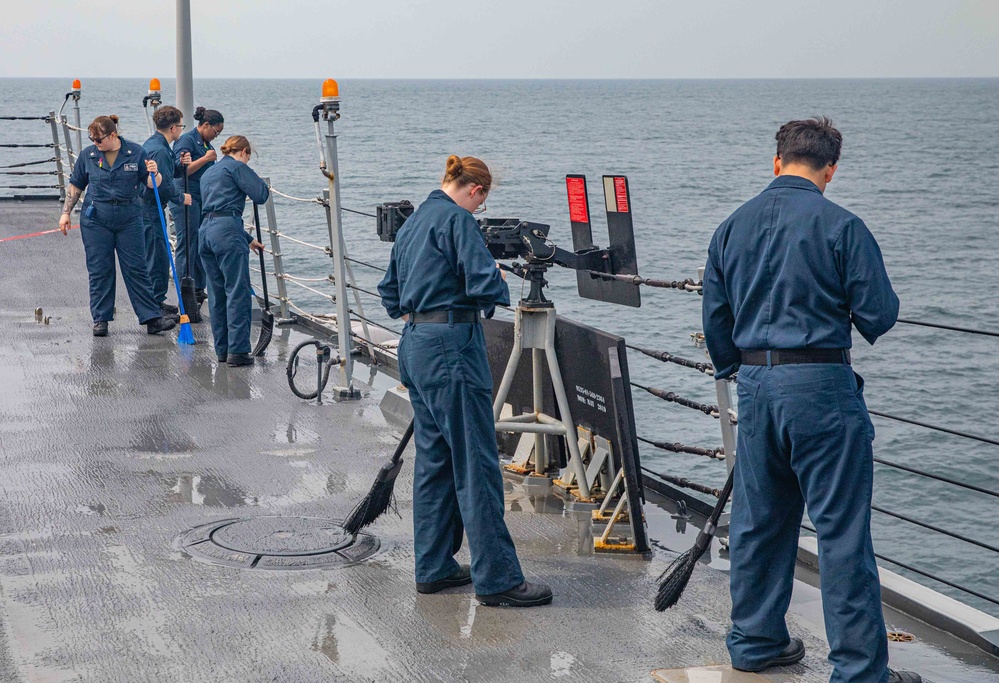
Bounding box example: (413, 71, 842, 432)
(173, 516, 381, 570)
(887, 631, 916, 643)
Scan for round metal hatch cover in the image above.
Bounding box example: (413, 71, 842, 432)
(173, 516, 381, 571)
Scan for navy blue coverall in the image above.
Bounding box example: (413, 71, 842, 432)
(378, 189, 525, 596)
(198, 155, 269, 358)
(172, 128, 215, 290)
(140, 131, 182, 307)
(69, 140, 162, 325)
(702, 175, 900, 683)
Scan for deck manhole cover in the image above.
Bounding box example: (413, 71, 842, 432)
(173, 516, 381, 570)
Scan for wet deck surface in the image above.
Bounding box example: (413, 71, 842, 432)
(0, 202, 996, 682)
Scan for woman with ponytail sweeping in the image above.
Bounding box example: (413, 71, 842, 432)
(377, 155, 552, 607)
(197, 135, 267, 367)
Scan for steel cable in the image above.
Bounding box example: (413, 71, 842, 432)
(632, 382, 720, 417)
(800, 522, 999, 608)
(637, 436, 726, 461)
(896, 318, 999, 339)
(869, 410, 999, 447)
(873, 458, 999, 499)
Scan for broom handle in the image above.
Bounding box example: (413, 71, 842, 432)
(697, 468, 735, 545)
(183, 173, 191, 280)
(390, 420, 415, 466)
(252, 203, 269, 310)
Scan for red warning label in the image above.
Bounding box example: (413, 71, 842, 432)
(614, 177, 629, 213)
(566, 176, 589, 224)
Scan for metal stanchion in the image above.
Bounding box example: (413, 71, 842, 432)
(314, 79, 359, 400)
(47, 110, 66, 201)
(260, 176, 290, 321)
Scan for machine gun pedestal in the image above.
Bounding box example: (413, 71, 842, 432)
(492, 266, 593, 500)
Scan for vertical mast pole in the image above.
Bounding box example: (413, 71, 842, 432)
(176, 0, 194, 127)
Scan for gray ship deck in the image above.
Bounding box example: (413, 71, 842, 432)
(0, 201, 996, 682)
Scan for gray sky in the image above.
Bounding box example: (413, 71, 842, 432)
(2, 0, 997, 79)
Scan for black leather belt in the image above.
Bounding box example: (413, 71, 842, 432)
(93, 199, 131, 205)
(205, 210, 241, 219)
(740, 348, 851, 366)
(410, 310, 480, 324)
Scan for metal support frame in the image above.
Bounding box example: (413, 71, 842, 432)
(493, 304, 592, 500)
(715, 379, 737, 472)
(72, 94, 82, 162)
(260, 177, 290, 320)
(47, 111, 66, 201)
(319, 99, 359, 400)
(322, 188, 376, 361)
(59, 116, 76, 173)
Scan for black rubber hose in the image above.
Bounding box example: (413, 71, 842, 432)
(286, 339, 333, 400)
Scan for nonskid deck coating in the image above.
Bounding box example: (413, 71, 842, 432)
(0, 201, 992, 683)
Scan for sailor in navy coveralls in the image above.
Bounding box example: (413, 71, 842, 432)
(140, 105, 191, 314)
(59, 115, 176, 337)
(378, 155, 552, 607)
(702, 118, 918, 683)
(197, 135, 268, 367)
(172, 107, 224, 301)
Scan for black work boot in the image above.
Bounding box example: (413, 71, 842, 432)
(417, 565, 472, 594)
(195, 288, 208, 305)
(733, 638, 805, 672)
(160, 303, 179, 315)
(146, 317, 177, 335)
(226, 353, 254, 367)
(887, 670, 922, 683)
(217, 353, 227, 363)
(476, 581, 553, 607)
(92, 321, 108, 337)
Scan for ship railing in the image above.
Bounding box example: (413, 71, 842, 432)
(622, 273, 999, 616)
(245, 179, 400, 383)
(0, 113, 67, 201)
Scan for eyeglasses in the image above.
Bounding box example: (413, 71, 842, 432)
(172, 123, 187, 131)
(472, 201, 487, 214)
(89, 134, 109, 144)
(212, 124, 224, 135)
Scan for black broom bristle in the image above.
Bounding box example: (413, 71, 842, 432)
(341, 458, 404, 536)
(654, 547, 699, 611)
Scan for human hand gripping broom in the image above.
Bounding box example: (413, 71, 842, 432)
(654, 467, 734, 611)
(150, 172, 196, 345)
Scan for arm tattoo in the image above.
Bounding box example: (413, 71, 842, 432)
(62, 186, 80, 214)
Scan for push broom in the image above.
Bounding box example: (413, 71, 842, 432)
(150, 172, 196, 345)
(341, 420, 414, 536)
(250, 202, 274, 356)
(654, 468, 734, 611)
(180, 173, 201, 323)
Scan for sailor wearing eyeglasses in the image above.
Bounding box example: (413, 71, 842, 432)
(57, 115, 177, 337)
(140, 105, 192, 315)
(172, 106, 224, 308)
(378, 155, 553, 608)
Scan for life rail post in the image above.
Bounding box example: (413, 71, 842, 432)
(316, 79, 359, 400)
(260, 176, 290, 320)
(47, 110, 66, 201)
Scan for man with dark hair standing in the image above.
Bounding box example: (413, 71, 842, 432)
(702, 118, 919, 683)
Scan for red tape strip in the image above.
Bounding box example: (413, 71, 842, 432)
(0, 224, 79, 243)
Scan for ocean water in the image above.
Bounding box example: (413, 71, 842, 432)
(2, 77, 998, 615)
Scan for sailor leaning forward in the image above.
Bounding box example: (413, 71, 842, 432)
(140, 105, 191, 316)
(58, 115, 177, 337)
(378, 155, 552, 607)
(198, 135, 268, 367)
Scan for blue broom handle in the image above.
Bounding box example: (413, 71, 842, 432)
(150, 171, 188, 318)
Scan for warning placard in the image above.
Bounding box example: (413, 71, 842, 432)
(614, 177, 629, 213)
(566, 176, 589, 224)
